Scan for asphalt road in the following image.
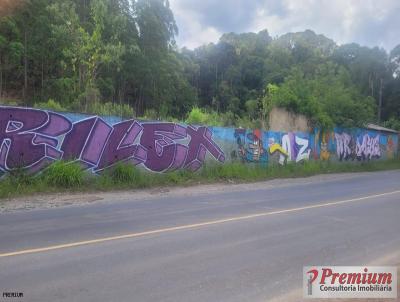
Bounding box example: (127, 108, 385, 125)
(1, 170, 400, 302)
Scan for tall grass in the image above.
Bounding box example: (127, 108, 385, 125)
(34, 99, 67, 112)
(107, 163, 143, 185)
(42, 161, 85, 188)
(1, 159, 400, 200)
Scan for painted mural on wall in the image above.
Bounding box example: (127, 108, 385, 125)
(232, 129, 312, 165)
(312, 128, 398, 163)
(0, 106, 398, 176)
(0, 106, 225, 174)
(233, 129, 268, 163)
(229, 126, 397, 165)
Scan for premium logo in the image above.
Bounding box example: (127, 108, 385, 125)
(303, 266, 397, 299)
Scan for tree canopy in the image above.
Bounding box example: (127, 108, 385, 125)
(0, 0, 399, 130)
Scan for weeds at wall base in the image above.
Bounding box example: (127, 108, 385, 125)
(1, 160, 400, 200)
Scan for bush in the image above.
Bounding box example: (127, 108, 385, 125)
(186, 107, 261, 128)
(34, 99, 67, 112)
(245, 99, 259, 119)
(109, 163, 142, 184)
(88, 101, 135, 118)
(43, 161, 84, 188)
(186, 107, 208, 125)
(186, 107, 227, 126)
(0, 99, 19, 106)
(141, 109, 158, 120)
(383, 118, 400, 131)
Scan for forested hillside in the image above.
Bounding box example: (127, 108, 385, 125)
(1, 0, 399, 130)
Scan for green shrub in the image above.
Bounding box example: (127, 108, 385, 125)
(186, 107, 261, 128)
(43, 161, 84, 188)
(245, 99, 259, 119)
(186, 107, 224, 126)
(0, 99, 19, 106)
(383, 118, 400, 131)
(186, 107, 208, 125)
(109, 163, 142, 184)
(88, 102, 135, 118)
(142, 109, 158, 120)
(34, 99, 67, 112)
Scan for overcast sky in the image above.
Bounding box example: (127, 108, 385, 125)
(169, 0, 400, 52)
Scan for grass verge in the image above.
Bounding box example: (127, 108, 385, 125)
(1, 159, 400, 200)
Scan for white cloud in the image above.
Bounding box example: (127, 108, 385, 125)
(169, 0, 400, 51)
(170, 1, 221, 49)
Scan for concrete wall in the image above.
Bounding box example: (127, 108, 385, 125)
(0, 106, 398, 175)
(213, 127, 398, 165)
(269, 107, 310, 133)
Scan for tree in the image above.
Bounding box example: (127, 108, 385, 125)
(134, 0, 179, 115)
(0, 17, 23, 101)
(266, 64, 376, 129)
(1, 2, 399, 129)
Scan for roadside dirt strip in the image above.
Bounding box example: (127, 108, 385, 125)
(0, 172, 378, 213)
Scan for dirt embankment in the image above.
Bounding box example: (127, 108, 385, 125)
(269, 107, 310, 132)
(0, 0, 26, 18)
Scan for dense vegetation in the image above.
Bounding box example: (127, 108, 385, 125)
(1, 0, 399, 130)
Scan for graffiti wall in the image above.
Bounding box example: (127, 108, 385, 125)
(226, 127, 397, 165)
(312, 128, 399, 162)
(231, 128, 312, 165)
(0, 106, 225, 174)
(0, 106, 398, 175)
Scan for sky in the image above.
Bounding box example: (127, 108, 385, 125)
(169, 0, 400, 52)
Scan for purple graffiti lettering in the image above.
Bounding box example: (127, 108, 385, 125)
(2, 106, 395, 175)
(140, 123, 188, 172)
(185, 126, 225, 171)
(0, 107, 72, 173)
(61, 117, 112, 168)
(0, 107, 226, 175)
(96, 120, 146, 171)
